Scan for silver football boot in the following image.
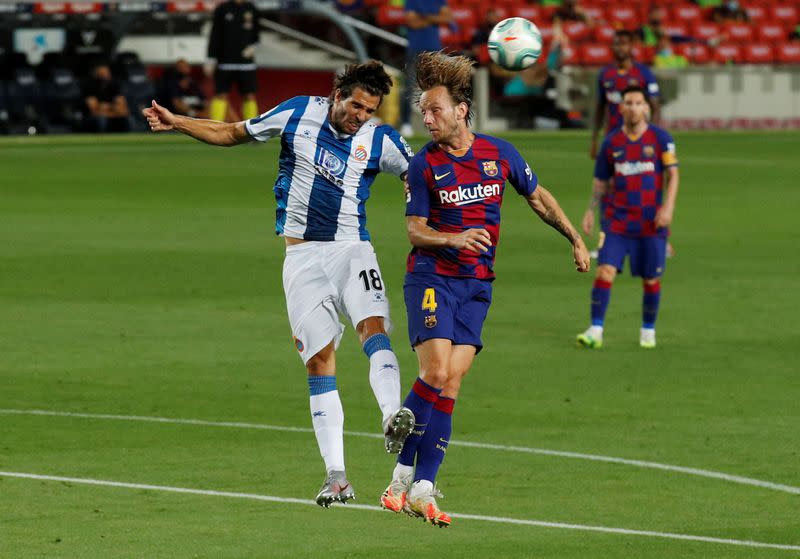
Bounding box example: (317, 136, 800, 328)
(315, 470, 355, 508)
(383, 406, 416, 454)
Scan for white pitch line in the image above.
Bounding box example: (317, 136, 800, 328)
(2, 408, 799, 496)
(1, 471, 798, 552)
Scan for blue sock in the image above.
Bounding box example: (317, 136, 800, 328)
(397, 377, 442, 467)
(414, 396, 454, 483)
(591, 279, 612, 326)
(643, 281, 661, 329)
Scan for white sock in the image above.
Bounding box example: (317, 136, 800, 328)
(368, 349, 401, 424)
(589, 325, 604, 338)
(409, 479, 433, 498)
(393, 463, 414, 481)
(309, 390, 345, 472)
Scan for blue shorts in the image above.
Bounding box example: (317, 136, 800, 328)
(598, 232, 666, 278)
(404, 273, 493, 353)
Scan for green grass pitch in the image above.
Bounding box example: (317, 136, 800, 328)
(1, 131, 798, 558)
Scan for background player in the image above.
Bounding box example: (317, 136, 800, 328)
(590, 30, 661, 160)
(577, 85, 680, 350)
(380, 52, 591, 527)
(206, 0, 262, 122)
(143, 61, 416, 508)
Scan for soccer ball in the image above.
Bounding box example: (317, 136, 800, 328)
(487, 17, 543, 71)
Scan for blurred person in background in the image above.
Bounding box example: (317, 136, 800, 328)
(711, 1, 749, 24)
(400, 0, 453, 137)
(83, 63, 130, 133)
(206, 0, 262, 122)
(159, 59, 208, 118)
(552, 0, 594, 26)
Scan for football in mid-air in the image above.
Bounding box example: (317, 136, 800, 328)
(487, 17, 543, 71)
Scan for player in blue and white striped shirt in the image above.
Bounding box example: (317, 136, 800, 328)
(144, 61, 416, 508)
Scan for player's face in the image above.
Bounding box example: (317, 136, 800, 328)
(330, 87, 380, 135)
(419, 85, 466, 144)
(612, 35, 632, 62)
(621, 92, 648, 126)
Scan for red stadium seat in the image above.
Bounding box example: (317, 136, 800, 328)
(582, 5, 605, 24)
(675, 42, 712, 64)
(775, 41, 800, 64)
(661, 23, 690, 38)
(580, 43, 614, 65)
(538, 24, 555, 45)
(511, 5, 541, 21)
(607, 6, 639, 28)
(743, 4, 767, 23)
(692, 22, 722, 41)
(450, 6, 477, 30)
(376, 5, 406, 28)
(631, 44, 655, 65)
(724, 23, 754, 42)
(439, 26, 466, 51)
(594, 24, 616, 42)
(562, 21, 592, 41)
(713, 43, 742, 64)
(560, 44, 581, 65)
(771, 5, 799, 28)
(672, 4, 703, 25)
(758, 23, 788, 42)
(743, 43, 775, 63)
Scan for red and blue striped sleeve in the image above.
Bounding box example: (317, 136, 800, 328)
(405, 152, 431, 218)
(503, 142, 538, 197)
(594, 136, 613, 180)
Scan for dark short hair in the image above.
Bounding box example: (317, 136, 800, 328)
(614, 29, 635, 41)
(330, 60, 392, 103)
(621, 84, 648, 101)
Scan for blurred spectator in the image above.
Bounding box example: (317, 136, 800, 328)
(206, 0, 262, 122)
(638, 6, 667, 47)
(653, 35, 689, 69)
(552, 0, 594, 26)
(83, 64, 130, 133)
(711, 1, 749, 24)
(471, 7, 503, 57)
(159, 59, 208, 118)
(400, 0, 452, 136)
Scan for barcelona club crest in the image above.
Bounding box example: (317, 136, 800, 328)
(643, 145, 655, 158)
(424, 315, 437, 329)
(482, 160, 499, 177)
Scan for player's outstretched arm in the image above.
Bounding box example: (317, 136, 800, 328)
(527, 186, 591, 272)
(407, 216, 491, 254)
(142, 100, 251, 146)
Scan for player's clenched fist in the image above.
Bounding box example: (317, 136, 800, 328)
(451, 228, 491, 254)
(142, 100, 176, 132)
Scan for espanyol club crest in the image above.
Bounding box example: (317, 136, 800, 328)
(354, 145, 368, 161)
(294, 337, 304, 352)
(482, 160, 499, 177)
(643, 145, 655, 158)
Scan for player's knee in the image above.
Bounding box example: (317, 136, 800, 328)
(596, 265, 617, 283)
(305, 345, 335, 376)
(419, 362, 449, 389)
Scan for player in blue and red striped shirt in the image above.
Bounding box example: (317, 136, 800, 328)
(379, 52, 591, 527)
(577, 85, 680, 350)
(590, 30, 661, 160)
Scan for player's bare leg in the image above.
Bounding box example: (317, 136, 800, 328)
(358, 317, 414, 454)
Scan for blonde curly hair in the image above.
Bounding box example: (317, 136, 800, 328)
(414, 51, 475, 125)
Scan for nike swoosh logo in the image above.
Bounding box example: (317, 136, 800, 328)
(434, 171, 451, 180)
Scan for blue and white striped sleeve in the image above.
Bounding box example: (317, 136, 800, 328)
(378, 126, 414, 177)
(245, 96, 308, 142)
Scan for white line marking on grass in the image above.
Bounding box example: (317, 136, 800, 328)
(1, 471, 799, 552)
(3, 408, 799, 496)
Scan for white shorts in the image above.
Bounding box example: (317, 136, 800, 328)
(283, 240, 392, 364)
